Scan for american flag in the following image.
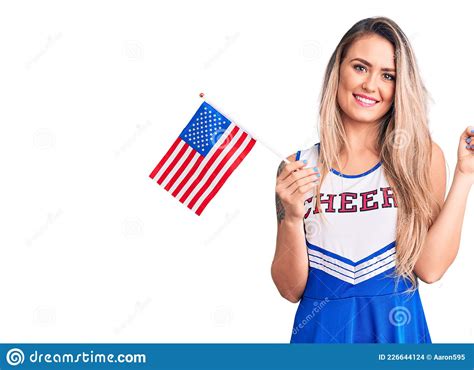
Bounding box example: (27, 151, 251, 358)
(149, 101, 256, 216)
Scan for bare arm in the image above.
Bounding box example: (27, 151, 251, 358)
(271, 155, 319, 302)
(414, 136, 473, 283)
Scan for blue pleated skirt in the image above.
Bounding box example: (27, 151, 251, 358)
(290, 289, 431, 343)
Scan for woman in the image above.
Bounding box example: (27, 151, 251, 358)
(271, 16, 473, 343)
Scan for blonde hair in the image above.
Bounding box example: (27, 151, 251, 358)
(313, 16, 441, 294)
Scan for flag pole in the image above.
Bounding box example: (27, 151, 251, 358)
(199, 93, 291, 164)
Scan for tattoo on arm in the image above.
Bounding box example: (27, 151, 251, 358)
(276, 160, 286, 224)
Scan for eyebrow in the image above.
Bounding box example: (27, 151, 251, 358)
(350, 58, 396, 72)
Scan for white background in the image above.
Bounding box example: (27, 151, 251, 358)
(0, 0, 472, 343)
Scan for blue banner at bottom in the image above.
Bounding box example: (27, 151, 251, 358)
(0, 344, 472, 369)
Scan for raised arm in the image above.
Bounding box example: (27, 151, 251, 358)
(414, 131, 474, 283)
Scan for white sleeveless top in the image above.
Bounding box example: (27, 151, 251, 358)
(296, 143, 403, 297)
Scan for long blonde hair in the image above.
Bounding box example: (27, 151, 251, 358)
(314, 16, 441, 293)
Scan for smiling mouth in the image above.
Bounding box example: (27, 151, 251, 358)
(353, 94, 379, 107)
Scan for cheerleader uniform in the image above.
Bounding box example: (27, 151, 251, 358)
(290, 143, 431, 343)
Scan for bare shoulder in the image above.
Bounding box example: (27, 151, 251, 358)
(430, 141, 447, 211)
(430, 141, 446, 176)
(431, 141, 445, 162)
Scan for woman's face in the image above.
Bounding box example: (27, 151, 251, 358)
(337, 34, 396, 125)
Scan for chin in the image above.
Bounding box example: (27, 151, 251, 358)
(346, 110, 383, 123)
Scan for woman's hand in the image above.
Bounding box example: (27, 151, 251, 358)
(455, 126, 474, 185)
(275, 159, 320, 223)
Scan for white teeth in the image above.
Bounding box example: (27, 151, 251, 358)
(355, 95, 377, 104)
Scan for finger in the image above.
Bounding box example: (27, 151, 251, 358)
(462, 126, 474, 149)
(290, 178, 320, 197)
(281, 166, 320, 188)
(461, 126, 474, 140)
(279, 160, 308, 181)
(287, 173, 320, 195)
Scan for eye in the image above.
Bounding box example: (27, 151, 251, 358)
(383, 73, 396, 81)
(353, 64, 367, 73)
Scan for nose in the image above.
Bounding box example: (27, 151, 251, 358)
(362, 73, 377, 93)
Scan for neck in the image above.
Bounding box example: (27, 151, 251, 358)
(340, 113, 380, 157)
